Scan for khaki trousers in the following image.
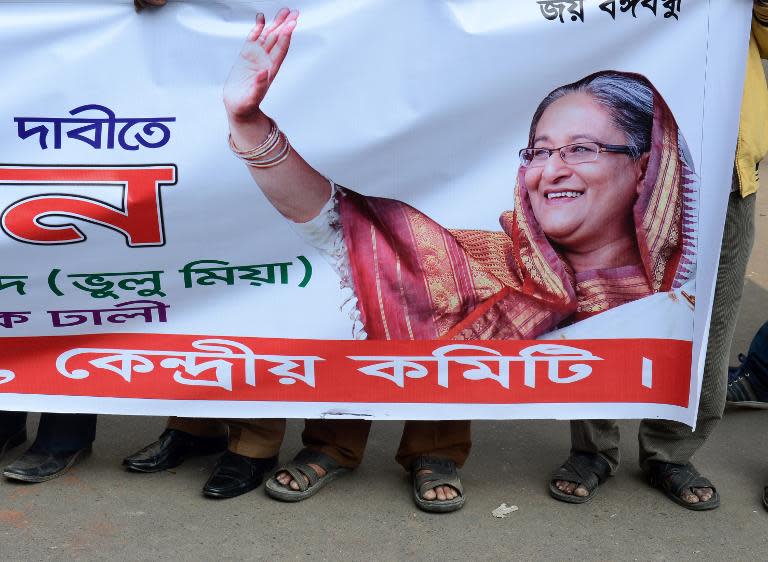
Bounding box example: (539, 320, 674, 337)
(302, 419, 472, 470)
(168, 417, 471, 470)
(167, 417, 286, 459)
(570, 190, 756, 473)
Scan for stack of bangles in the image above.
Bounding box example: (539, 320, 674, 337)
(228, 118, 291, 168)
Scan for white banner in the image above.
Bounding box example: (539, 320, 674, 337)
(0, 0, 753, 425)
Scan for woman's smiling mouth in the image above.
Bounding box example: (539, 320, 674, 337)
(545, 190, 584, 200)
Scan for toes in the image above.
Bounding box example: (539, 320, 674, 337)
(275, 472, 290, 485)
(694, 487, 713, 502)
(422, 485, 460, 502)
(275, 470, 303, 491)
(680, 490, 699, 503)
(555, 480, 574, 494)
(435, 486, 458, 501)
(552, 480, 586, 497)
(417, 469, 461, 503)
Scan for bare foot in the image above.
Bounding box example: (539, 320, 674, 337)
(275, 463, 326, 490)
(418, 468, 460, 501)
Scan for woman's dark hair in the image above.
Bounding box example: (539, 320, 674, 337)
(528, 71, 654, 160)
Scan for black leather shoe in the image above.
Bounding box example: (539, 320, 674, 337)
(123, 429, 228, 473)
(202, 451, 277, 499)
(3, 446, 90, 483)
(0, 428, 27, 462)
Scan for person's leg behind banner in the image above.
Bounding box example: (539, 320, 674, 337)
(0, 411, 28, 462)
(395, 420, 472, 513)
(549, 419, 619, 503)
(266, 419, 471, 511)
(266, 418, 370, 502)
(123, 417, 228, 473)
(3, 413, 97, 483)
(202, 418, 285, 499)
(639, 190, 755, 511)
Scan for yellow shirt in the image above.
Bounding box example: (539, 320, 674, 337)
(736, 11, 768, 196)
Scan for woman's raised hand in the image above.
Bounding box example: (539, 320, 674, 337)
(224, 8, 299, 122)
(224, 8, 330, 223)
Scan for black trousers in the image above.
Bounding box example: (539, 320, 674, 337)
(0, 411, 96, 453)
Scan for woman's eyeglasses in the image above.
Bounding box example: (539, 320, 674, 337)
(519, 142, 633, 167)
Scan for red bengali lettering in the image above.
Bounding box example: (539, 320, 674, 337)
(0, 165, 176, 246)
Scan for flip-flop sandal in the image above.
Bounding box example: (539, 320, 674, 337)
(646, 461, 720, 511)
(549, 452, 611, 504)
(265, 448, 349, 502)
(411, 456, 465, 513)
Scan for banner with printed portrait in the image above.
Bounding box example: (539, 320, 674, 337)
(0, 0, 754, 426)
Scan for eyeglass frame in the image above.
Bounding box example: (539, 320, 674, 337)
(518, 142, 634, 168)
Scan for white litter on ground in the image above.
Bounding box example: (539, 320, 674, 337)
(491, 503, 519, 518)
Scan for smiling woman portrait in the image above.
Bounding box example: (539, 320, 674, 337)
(222, 10, 698, 513)
(324, 69, 697, 341)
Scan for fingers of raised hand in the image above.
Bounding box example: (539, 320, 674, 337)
(263, 9, 299, 54)
(285, 9, 300, 26)
(266, 20, 297, 68)
(247, 12, 266, 42)
(272, 24, 293, 56)
(262, 7, 291, 40)
(264, 19, 294, 53)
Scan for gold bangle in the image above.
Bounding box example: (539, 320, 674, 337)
(244, 138, 292, 168)
(228, 118, 279, 158)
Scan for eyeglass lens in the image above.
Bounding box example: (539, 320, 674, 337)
(521, 142, 601, 167)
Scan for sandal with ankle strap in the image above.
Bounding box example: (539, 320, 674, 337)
(411, 456, 465, 513)
(265, 448, 349, 502)
(549, 452, 611, 504)
(646, 461, 719, 511)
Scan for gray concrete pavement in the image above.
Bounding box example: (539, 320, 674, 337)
(0, 180, 766, 561)
(3, 413, 768, 561)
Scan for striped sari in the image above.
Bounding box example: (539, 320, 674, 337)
(336, 72, 698, 343)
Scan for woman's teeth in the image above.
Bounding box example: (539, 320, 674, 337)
(546, 191, 582, 200)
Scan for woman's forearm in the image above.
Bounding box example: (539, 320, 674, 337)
(228, 111, 332, 223)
